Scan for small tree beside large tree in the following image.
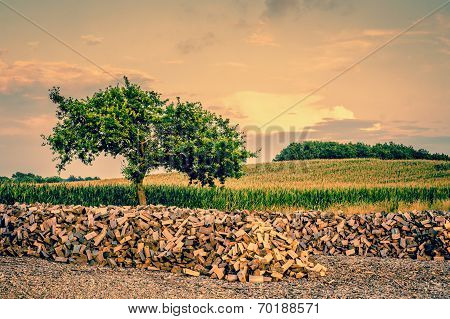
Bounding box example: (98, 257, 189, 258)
(159, 99, 252, 186)
(43, 77, 255, 205)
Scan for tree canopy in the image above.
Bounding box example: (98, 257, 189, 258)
(273, 141, 449, 162)
(43, 77, 255, 204)
(159, 99, 253, 186)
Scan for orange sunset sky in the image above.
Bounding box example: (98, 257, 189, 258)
(0, 0, 449, 178)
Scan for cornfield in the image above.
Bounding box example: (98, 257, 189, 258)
(1, 159, 448, 212)
(0, 182, 448, 211)
(72, 159, 450, 190)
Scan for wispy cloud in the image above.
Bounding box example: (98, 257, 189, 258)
(307, 26, 436, 71)
(360, 122, 382, 132)
(0, 58, 155, 94)
(362, 29, 430, 37)
(246, 32, 278, 46)
(221, 91, 354, 130)
(304, 118, 442, 143)
(27, 41, 40, 49)
(435, 13, 450, 30)
(214, 61, 248, 68)
(436, 36, 450, 55)
(81, 34, 104, 46)
(208, 104, 248, 120)
(0, 114, 55, 136)
(162, 59, 184, 65)
(177, 32, 216, 54)
(437, 36, 450, 47)
(262, 0, 353, 20)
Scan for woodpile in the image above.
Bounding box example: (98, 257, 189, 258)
(0, 203, 327, 282)
(295, 210, 449, 261)
(0, 204, 448, 283)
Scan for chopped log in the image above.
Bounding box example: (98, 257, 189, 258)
(183, 269, 200, 277)
(85, 231, 97, 240)
(346, 249, 355, 256)
(249, 275, 264, 283)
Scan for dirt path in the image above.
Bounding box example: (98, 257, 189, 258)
(0, 256, 448, 299)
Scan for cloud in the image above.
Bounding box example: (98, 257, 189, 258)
(436, 36, 450, 55)
(234, 18, 251, 29)
(208, 104, 249, 120)
(81, 34, 104, 45)
(396, 125, 430, 133)
(214, 61, 248, 68)
(221, 91, 354, 130)
(262, 0, 352, 19)
(360, 122, 381, 132)
(303, 118, 440, 143)
(176, 32, 216, 54)
(246, 32, 278, 46)
(437, 36, 450, 47)
(263, 0, 300, 18)
(435, 13, 450, 30)
(0, 58, 155, 94)
(302, 0, 352, 12)
(308, 55, 353, 71)
(439, 48, 450, 56)
(242, 117, 449, 163)
(325, 28, 429, 52)
(304, 119, 383, 139)
(395, 135, 450, 154)
(162, 59, 184, 65)
(308, 27, 435, 71)
(0, 114, 55, 136)
(363, 29, 430, 37)
(27, 41, 40, 49)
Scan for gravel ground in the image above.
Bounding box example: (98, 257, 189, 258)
(0, 256, 448, 299)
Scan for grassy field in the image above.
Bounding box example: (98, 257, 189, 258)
(1, 159, 449, 212)
(74, 159, 450, 189)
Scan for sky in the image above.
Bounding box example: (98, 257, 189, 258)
(0, 0, 449, 178)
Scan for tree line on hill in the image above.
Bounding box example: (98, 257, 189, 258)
(273, 141, 449, 162)
(0, 172, 99, 184)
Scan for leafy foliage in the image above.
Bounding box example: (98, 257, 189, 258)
(43, 77, 166, 186)
(274, 141, 449, 162)
(43, 77, 254, 203)
(159, 99, 256, 186)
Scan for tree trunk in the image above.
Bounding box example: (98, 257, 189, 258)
(136, 179, 147, 205)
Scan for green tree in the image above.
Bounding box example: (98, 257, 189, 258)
(159, 99, 256, 186)
(43, 77, 255, 204)
(43, 77, 166, 205)
(11, 172, 44, 183)
(44, 176, 64, 183)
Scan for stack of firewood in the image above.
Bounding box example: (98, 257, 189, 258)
(293, 210, 449, 260)
(0, 203, 328, 282)
(0, 203, 448, 283)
